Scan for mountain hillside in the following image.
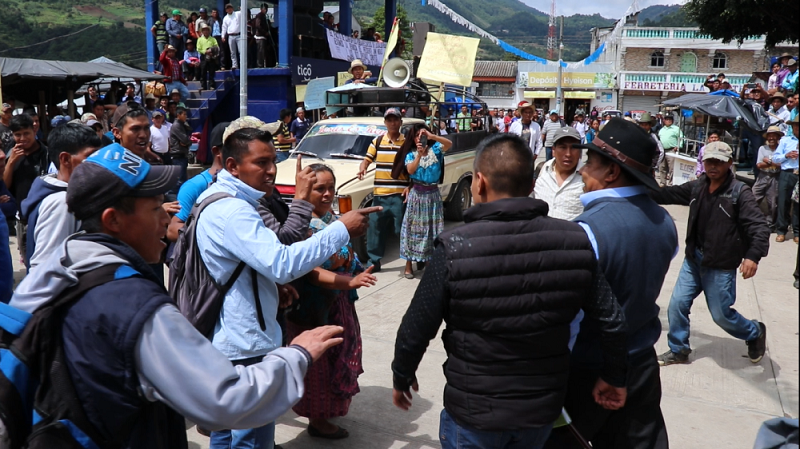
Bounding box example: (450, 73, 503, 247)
(354, 0, 614, 61)
(0, 1, 688, 68)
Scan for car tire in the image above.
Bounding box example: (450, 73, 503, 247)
(444, 178, 472, 222)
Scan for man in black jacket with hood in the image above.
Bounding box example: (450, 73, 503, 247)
(390, 133, 629, 449)
(651, 141, 770, 366)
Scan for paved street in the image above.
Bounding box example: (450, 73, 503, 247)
(11, 201, 795, 449)
(186, 202, 798, 449)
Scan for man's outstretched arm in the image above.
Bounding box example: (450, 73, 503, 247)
(391, 244, 449, 409)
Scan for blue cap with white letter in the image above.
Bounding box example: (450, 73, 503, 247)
(66, 143, 180, 220)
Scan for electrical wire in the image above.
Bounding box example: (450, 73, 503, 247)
(0, 24, 99, 54)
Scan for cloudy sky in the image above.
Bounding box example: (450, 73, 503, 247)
(520, 0, 683, 19)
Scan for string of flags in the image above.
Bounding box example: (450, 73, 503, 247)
(423, 0, 639, 69)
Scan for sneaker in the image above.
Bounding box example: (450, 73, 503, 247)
(657, 349, 690, 366)
(368, 261, 381, 273)
(746, 322, 767, 363)
(794, 279, 799, 289)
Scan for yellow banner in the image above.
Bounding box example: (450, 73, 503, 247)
(522, 72, 614, 89)
(417, 32, 480, 86)
(564, 91, 596, 99)
(295, 84, 307, 102)
(337, 71, 353, 86)
(524, 90, 555, 98)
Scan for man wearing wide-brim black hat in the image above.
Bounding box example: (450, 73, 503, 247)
(649, 141, 769, 367)
(545, 118, 678, 449)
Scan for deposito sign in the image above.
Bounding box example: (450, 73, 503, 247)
(518, 72, 615, 89)
(417, 32, 480, 86)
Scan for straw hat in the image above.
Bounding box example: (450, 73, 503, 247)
(348, 59, 367, 74)
(763, 125, 784, 138)
(516, 101, 535, 113)
(768, 92, 788, 104)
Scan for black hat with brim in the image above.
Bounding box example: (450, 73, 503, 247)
(576, 118, 661, 191)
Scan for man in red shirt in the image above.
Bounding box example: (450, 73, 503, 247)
(159, 45, 190, 104)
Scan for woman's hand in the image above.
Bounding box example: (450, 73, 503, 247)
(347, 266, 377, 289)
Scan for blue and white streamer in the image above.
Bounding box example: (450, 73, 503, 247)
(425, 0, 637, 69)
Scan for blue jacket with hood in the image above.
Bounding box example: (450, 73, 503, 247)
(20, 175, 68, 271)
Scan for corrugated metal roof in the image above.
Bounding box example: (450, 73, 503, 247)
(473, 61, 518, 78)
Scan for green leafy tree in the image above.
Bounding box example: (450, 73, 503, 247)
(370, 5, 413, 59)
(683, 0, 798, 46)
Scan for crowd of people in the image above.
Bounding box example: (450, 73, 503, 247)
(0, 47, 797, 449)
(152, 4, 278, 73)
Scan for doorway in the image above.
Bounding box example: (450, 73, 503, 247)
(565, 99, 587, 124)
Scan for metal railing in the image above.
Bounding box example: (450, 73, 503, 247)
(623, 27, 763, 41)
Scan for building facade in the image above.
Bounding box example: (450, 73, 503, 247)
(472, 60, 518, 110)
(591, 14, 783, 115)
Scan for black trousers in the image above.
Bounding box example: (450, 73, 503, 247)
(776, 170, 799, 236)
(200, 57, 218, 88)
(544, 348, 669, 449)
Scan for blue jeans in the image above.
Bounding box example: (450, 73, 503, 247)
(667, 249, 760, 354)
(210, 356, 276, 449)
(545, 147, 553, 161)
(171, 156, 189, 193)
(275, 151, 290, 163)
(209, 424, 275, 449)
(440, 409, 552, 449)
(165, 81, 190, 103)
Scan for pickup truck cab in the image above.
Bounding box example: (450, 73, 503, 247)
(273, 116, 482, 259)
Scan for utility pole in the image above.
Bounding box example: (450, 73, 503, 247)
(547, 0, 556, 60)
(239, 0, 248, 117)
(556, 15, 564, 116)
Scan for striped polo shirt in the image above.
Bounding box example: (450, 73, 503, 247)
(366, 133, 409, 196)
(275, 122, 292, 152)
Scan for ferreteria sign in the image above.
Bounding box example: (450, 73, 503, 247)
(623, 81, 742, 93)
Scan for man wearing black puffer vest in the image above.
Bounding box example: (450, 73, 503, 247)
(391, 133, 629, 449)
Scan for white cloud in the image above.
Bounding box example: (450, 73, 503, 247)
(519, 0, 683, 19)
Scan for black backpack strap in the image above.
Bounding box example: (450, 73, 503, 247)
(221, 261, 247, 296)
(251, 268, 267, 332)
(730, 180, 745, 206)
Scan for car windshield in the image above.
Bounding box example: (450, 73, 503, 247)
(292, 123, 388, 159)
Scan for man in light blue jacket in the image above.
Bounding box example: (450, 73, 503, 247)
(196, 127, 379, 449)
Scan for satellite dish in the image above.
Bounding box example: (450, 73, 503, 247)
(384, 58, 411, 88)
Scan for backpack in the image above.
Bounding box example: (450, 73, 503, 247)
(168, 193, 266, 338)
(0, 264, 123, 449)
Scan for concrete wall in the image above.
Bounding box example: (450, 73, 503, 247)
(622, 47, 766, 73)
(211, 68, 293, 125)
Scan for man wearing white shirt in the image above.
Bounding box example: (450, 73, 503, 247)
(572, 112, 588, 143)
(532, 127, 585, 220)
(508, 101, 542, 158)
(149, 111, 171, 163)
(221, 3, 241, 70)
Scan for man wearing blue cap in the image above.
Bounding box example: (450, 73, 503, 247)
(6, 143, 347, 447)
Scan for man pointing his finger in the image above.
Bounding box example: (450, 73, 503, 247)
(195, 127, 380, 449)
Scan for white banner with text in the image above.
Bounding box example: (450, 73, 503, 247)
(326, 30, 385, 67)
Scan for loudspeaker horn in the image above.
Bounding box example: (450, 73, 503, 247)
(384, 58, 411, 88)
